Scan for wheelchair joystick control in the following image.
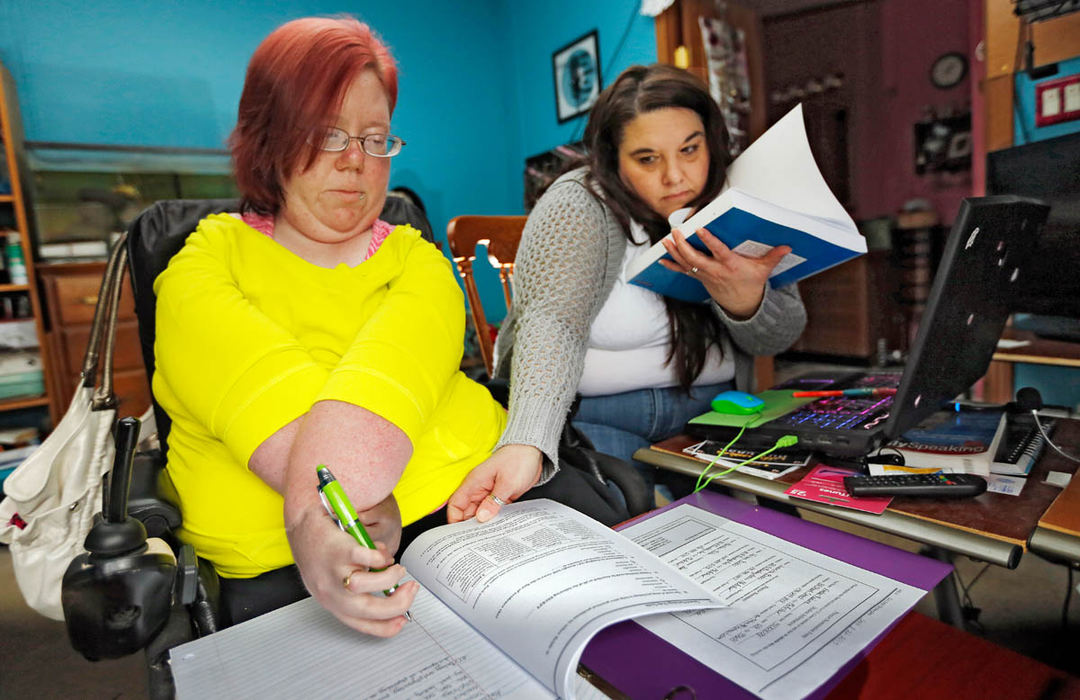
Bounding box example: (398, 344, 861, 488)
(83, 416, 146, 558)
(62, 417, 179, 661)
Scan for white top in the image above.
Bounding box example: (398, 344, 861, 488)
(577, 221, 735, 396)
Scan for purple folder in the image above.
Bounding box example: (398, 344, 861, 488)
(579, 490, 952, 699)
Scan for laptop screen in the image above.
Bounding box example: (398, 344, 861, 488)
(881, 196, 1050, 442)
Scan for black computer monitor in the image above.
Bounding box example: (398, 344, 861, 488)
(986, 132, 1080, 321)
(883, 196, 1050, 442)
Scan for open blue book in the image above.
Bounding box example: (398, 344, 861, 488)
(627, 104, 866, 303)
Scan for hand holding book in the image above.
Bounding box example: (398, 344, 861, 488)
(627, 104, 866, 303)
(660, 225, 793, 316)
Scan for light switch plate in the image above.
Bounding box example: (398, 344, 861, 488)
(1035, 73, 1080, 127)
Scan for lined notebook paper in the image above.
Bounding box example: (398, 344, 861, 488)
(169, 581, 583, 699)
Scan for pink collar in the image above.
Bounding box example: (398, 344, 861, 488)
(240, 212, 394, 260)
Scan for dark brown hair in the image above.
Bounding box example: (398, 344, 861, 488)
(229, 16, 398, 215)
(583, 64, 732, 392)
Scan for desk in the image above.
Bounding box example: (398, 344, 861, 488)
(1028, 434, 1080, 566)
(636, 420, 1080, 622)
(585, 611, 1080, 700)
(982, 329, 1080, 403)
(638, 432, 1066, 568)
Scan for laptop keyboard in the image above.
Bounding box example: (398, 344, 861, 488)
(772, 395, 894, 431)
(770, 371, 900, 431)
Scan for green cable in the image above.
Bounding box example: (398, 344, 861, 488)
(694, 422, 750, 492)
(693, 419, 799, 494)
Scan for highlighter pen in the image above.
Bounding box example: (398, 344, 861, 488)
(316, 465, 399, 596)
(792, 388, 897, 398)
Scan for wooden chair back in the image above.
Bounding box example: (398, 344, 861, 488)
(446, 215, 527, 377)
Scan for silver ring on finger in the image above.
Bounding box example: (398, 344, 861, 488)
(490, 494, 508, 507)
(690, 266, 700, 275)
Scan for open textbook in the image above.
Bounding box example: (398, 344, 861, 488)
(169, 500, 720, 699)
(170, 498, 933, 699)
(627, 103, 865, 302)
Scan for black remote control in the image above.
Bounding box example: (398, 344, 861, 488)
(843, 473, 988, 498)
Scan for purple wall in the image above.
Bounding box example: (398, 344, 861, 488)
(764, 0, 974, 224)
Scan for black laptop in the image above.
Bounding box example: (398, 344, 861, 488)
(688, 196, 1051, 458)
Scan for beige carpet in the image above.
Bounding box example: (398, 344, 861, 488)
(0, 545, 146, 698)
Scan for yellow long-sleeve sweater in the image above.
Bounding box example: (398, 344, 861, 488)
(152, 214, 505, 578)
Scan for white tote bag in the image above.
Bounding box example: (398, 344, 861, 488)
(0, 236, 127, 620)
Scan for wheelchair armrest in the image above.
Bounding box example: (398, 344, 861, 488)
(127, 448, 182, 538)
(128, 446, 221, 634)
(177, 543, 198, 605)
(174, 544, 220, 632)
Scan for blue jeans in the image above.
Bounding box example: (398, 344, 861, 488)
(572, 382, 731, 498)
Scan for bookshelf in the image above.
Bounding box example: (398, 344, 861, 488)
(0, 60, 56, 425)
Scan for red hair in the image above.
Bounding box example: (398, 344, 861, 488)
(229, 17, 398, 215)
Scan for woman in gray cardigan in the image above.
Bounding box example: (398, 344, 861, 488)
(448, 65, 806, 523)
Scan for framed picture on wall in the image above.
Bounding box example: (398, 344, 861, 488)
(552, 30, 601, 123)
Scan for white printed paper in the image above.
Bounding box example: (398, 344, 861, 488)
(171, 500, 720, 699)
(731, 239, 806, 276)
(987, 473, 1026, 496)
(622, 504, 925, 700)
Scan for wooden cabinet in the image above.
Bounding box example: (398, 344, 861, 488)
(789, 251, 905, 362)
(0, 60, 55, 421)
(38, 261, 151, 421)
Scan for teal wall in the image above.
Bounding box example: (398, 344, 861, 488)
(0, 0, 518, 253)
(0, 0, 655, 324)
(484, 0, 657, 322)
(504, 1, 657, 161)
(1015, 364, 1080, 412)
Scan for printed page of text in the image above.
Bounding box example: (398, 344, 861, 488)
(622, 504, 925, 700)
(402, 499, 723, 698)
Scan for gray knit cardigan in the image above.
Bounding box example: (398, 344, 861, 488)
(493, 168, 807, 479)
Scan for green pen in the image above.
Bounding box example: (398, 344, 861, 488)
(316, 465, 400, 596)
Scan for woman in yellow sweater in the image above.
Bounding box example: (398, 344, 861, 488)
(153, 17, 510, 635)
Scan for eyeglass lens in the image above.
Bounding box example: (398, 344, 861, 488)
(317, 127, 403, 156)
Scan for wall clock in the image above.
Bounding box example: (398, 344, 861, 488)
(930, 52, 968, 89)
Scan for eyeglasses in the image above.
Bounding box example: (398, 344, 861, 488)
(310, 126, 406, 157)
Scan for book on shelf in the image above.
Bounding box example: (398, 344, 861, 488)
(169, 497, 935, 700)
(682, 438, 810, 480)
(886, 406, 1006, 476)
(626, 103, 866, 303)
(0, 425, 39, 445)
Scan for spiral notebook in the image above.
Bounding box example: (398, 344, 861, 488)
(990, 412, 1054, 476)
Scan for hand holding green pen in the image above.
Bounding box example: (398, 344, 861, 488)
(316, 465, 400, 596)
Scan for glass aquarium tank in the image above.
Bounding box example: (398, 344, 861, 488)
(25, 146, 238, 261)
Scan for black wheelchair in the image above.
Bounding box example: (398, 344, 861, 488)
(59, 196, 435, 698)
